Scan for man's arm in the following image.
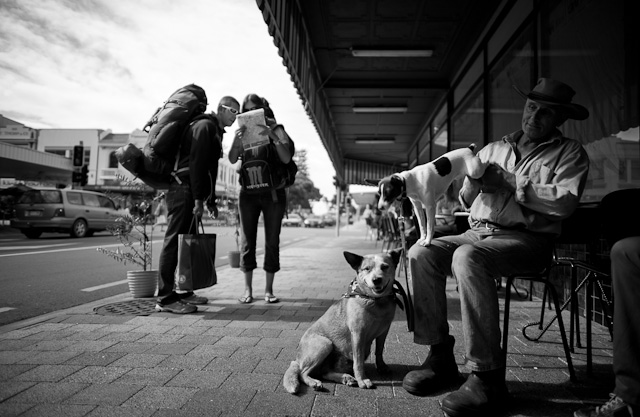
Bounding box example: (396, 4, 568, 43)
(515, 141, 589, 219)
(190, 119, 221, 218)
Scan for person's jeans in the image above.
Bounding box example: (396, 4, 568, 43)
(158, 183, 195, 302)
(238, 190, 286, 273)
(408, 226, 553, 372)
(611, 236, 640, 407)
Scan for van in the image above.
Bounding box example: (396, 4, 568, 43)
(10, 188, 126, 239)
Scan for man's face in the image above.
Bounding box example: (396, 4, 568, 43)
(218, 102, 240, 127)
(521, 99, 564, 140)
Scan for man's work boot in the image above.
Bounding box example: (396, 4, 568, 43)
(440, 368, 509, 417)
(402, 335, 461, 396)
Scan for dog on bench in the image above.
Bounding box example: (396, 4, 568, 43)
(366, 144, 486, 246)
(283, 249, 402, 394)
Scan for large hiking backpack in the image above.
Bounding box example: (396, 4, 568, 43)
(239, 129, 297, 193)
(116, 84, 208, 189)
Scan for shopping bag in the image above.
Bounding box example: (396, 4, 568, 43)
(175, 218, 217, 291)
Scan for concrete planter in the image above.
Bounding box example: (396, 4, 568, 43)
(127, 270, 158, 298)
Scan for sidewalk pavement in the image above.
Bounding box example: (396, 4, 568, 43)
(0, 221, 614, 416)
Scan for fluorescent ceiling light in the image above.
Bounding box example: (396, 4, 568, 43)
(354, 138, 396, 145)
(351, 48, 434, 58)
(352, 106, 408, 113)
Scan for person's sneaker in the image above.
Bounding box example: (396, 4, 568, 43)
(180, 293, 208, 305)
(155, 300, 197, 314)
(574, 394, 635, 417)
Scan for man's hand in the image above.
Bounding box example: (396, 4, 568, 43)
(205, 198, 218, 219)
(193, 200, 204, 219)
(480, 163, 516, 193)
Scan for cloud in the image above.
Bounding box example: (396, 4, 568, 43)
(0, 0, 338, 198)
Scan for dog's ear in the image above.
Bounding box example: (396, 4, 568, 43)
(343, 251, 364, 271)
(387, 248, 403, 267)
(363, 178, 380, 186)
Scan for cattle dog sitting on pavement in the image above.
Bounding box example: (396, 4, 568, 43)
(283, 250, 402, 394)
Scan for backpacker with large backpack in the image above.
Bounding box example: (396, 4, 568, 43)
(238, 125, 298, 196)
(116, 84, 208, 189)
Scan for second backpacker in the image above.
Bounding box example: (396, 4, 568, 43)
(239, 130, 297, 194)
(116, 84, 208, 189)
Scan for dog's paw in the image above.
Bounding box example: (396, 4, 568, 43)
(342, 374, 357, 386)
(358, 378, 374, 389)
(417, 238, 432, 247)
(309, 379, 324, 391)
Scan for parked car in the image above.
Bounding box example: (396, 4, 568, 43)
(321, 214, 337, 227)
(282, 212, 304, 227)
(303, 214, 324, 228)
(10, 188, 126, 238)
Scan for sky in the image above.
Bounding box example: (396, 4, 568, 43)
(0, 0, 350, 199)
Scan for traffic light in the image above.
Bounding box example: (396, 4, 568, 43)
(72, 171, 82, 183)
(72, 145, 84, 167)
(80, 165, 89, 186)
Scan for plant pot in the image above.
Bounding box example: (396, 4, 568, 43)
(228, 250, 241, 268)
(127, 270, 158, 298)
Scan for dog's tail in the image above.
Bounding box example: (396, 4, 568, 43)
(283, 361, 301, 394)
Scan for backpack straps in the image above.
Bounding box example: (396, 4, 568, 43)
(170, 113, 211, 184)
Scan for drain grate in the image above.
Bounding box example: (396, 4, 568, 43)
(94, 299, 157, 316)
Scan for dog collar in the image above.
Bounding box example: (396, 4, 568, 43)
(393, 174, 407, 201)
(342, 279, 402, 307)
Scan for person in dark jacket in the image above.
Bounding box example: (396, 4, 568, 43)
(155, 95, 240, 314)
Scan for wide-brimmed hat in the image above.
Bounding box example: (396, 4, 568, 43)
(513, 78, 589, 120)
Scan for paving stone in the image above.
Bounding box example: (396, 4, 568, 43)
(102, 342, 156, 354)
(59, 340, 119, 352)
(97, 332, 147, 343)
(156, 354, 214, 370)
(109, 353, 168, 368)
(5, 382, 87, 404)
(85, 405, 155, 417)
(18, 403, 96, 417)
(144, 343, 197, 355)
(61, 366, 131, 384)
(136, 333, 184, 344)
(113, 367, 180, 386)
(181, 387, 256, 416)
(120, 386, 198, 409)
(203, 357, 260, 374)
(244, 391, 314, 416)
(220, 372, 281, 393)
(63, 351, 126, 366)
(165, 369, 231, 389)
(13, 364, 83, 382)
(16, 350, 81, 365)
(230, 346, 281, 361)
(0, 380, 36, 402)
(0, 402, 34, 417)
(64, 382, 144, 406)
(0, 351, 35, 364)
(0, 363, 36, 379)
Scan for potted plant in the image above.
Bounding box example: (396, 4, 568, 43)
(97, 178, 159, 298)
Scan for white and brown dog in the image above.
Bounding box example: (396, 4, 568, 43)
(283, 250, 402, 394)
(366, 144, 486, 246)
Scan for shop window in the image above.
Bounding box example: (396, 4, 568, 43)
(451, 81, 484, 151)
(540, 0, 638, 201)
(488, 25, 534, 142)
